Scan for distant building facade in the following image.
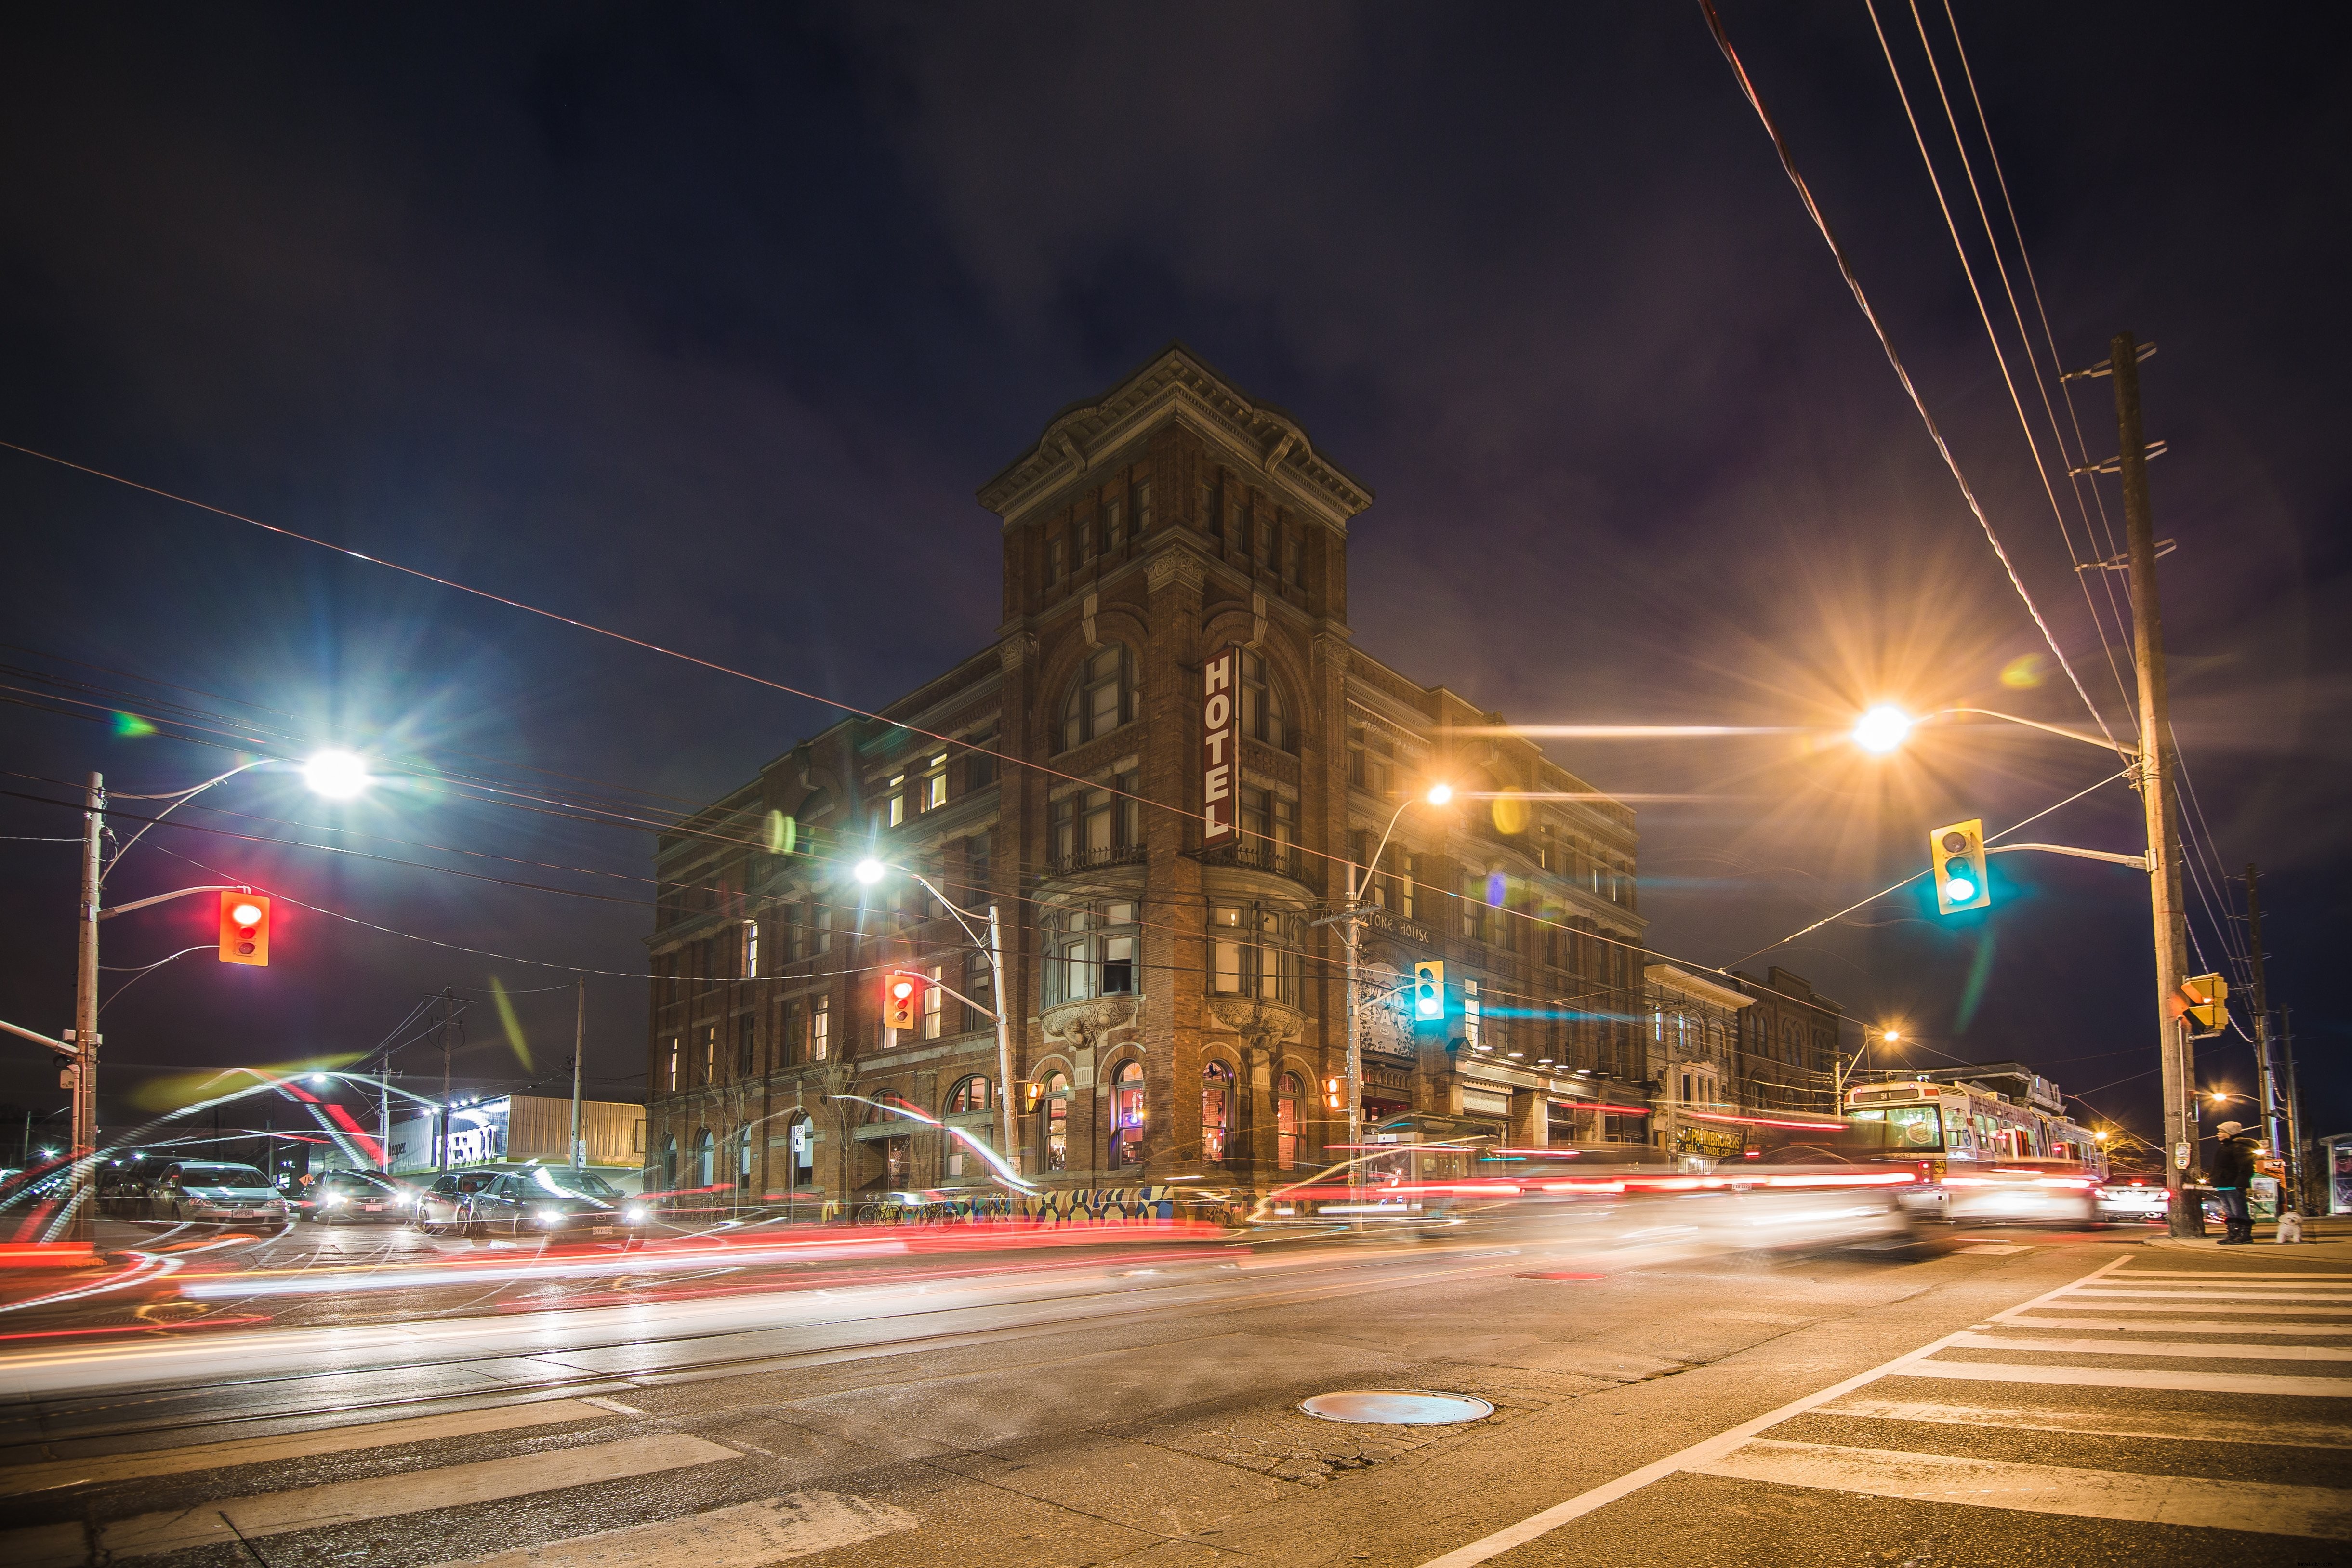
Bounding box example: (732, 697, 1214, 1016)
(384, 1094, 647, 1191)
(641, 346, 1650, 1208)
(1642, 963, 1752, 1154)
(1729, 966, 1849, 1118)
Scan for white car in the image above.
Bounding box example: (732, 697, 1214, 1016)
(156, 1161, 289, 1226)
(2097, 1179, 2170, 1222)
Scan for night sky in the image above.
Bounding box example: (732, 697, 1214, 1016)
(2, 5, 2343, 1160)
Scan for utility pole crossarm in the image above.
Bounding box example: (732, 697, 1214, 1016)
(1986, 843, 2148, 870)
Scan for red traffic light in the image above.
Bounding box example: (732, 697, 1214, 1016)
(882, 970, 922, 1031)
(218, 889, 271, 966)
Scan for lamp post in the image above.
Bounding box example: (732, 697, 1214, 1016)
(1314, 782, 1452, 1220)
(853, 859, 1016, 1172)
(38, 750, 374, 1240)
(1835, 1024, 1903, 1101)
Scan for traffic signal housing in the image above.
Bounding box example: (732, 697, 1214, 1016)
(1413, 960, 1446, 1022)
(1928, 818, 1992, 915)
(2180, 973, 2230, 1037)
(882, 971, 922, 1031)
(1323, 1076, 1346, 1111)
(218, 891, 271, 965)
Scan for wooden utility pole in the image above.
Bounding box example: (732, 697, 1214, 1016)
(437, 986, 455, 1171)
(65, 771, 104, 1242)
(2244, 864, 2282, 1174)
(2111, 331, 2199, 1238)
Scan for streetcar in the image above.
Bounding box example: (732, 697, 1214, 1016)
(1844, 1078, 2107, 1223)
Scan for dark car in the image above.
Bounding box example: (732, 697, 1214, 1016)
(289, 1169, 412, 1223)
(416, 1166, 647, 1238)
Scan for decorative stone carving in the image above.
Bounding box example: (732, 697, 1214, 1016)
(1146, 548, 1206, 593)
(998, 633, 1036, 673)
(1205, 994, 1306, 1051)
(1042, 994, 1142, 1053)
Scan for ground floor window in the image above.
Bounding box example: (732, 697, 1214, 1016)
(1111, 1059, 1146, 1167)
(1202, 1059, 1233, 1162)
(1042, 1071, 1071, 1170)
(1277, 1072, 1302, 1170)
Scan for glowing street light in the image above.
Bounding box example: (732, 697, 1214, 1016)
(1425, 781, 1454, 806)
(1852, 704, 1915, 754)
(852, 857, 885, 884)
(301, 748, 372, 800)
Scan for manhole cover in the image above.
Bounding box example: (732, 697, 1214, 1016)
(1299, 1390, 1494, 1425)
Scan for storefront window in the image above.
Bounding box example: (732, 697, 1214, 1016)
(1042, 1071, 1070, 1171)
(1277, 1073, 1302, 1170)
(1111, 1059, 1146, 1167)
(1202, 1059, 1234, 1162)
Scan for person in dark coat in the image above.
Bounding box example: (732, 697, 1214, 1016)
(2212, 1121, 2257, 1244)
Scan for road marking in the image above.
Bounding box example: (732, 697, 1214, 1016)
(2070, 1297, 2352, 1307)
(1694, 1438, 2352, 1538)
(579, 1396, 644, 1415)
(40, 1434, 740, 1559)
(410, 1490, 917, 1567)
(0, 1399, 621, 1496)
(2113, 1271, 2352, 1280)
(1956, 1244, 2030, 1254)
(1997, 1315, 2352, 1335)
(2006, 1300, 2352, 1316)
(1897, 1360, 2352, 1397)
(1411, 1253, 2132, 1568)
(1949, 1331, 2352, 1361)
(1818, 1396, 2352, 1449)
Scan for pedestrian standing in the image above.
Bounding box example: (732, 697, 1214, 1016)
(2212, 1122, 2256, 1245)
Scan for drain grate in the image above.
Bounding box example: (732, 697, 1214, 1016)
(1299, 1390, 1495, 1425)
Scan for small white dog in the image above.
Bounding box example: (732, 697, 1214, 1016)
(2276, 1206, 2304, 1244)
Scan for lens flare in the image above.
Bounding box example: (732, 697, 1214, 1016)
(1852, 705, 1914, 754)
(301, 749, 371, 798)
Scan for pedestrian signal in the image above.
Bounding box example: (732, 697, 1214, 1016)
(2179, 973, 2229, 1036)
(218, 890, 271, 965)
(882, 971, 922, 1031)
(1323, 1076, 1346, 1111)
(1928, 818, 1991, 915)
(1413, 960, 1446, 1021)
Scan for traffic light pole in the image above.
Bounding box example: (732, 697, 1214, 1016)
(2110, 331, 2200, 1239)
(570, 977, 587, 1171)
(2243, 864, 2284, 1184)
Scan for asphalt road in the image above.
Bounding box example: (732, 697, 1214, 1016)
(1, 1215, 2346, 1567)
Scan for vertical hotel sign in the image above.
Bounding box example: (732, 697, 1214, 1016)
(1202, 646, 1237, 843)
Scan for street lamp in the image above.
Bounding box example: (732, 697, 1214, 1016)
(851, 858, 1016, 1173)
(1835, 1023, 1906, 1099)
(1316, 781, 1453, 1215)
(0, 748, 378, 1241)
(1852, 705, 1914, 754)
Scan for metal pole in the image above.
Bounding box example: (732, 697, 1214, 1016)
(2244, 864, 2280, 1161)
(570, 977, 586, 1171)
(2112, 332, 2198, 1238)
(988, 904, 1016, 1173)
(438, 986, 454, 1172)
(2281, 1007, 2307, 1213)
(67, 772, 104, 1242)
(378, 1069, 390, 1173)
(1342, 871, 1363, 1225)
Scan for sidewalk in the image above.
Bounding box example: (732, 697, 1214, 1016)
(2145, 1212, 2352, 1256)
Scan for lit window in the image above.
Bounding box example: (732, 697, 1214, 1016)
(887, 774, 906, 828)
(946, 1075, 992, 1114)
(663, 1038, 680, 1092)
(742, 919, 759, 979)
(1111, 1059, 1146, 1167)
(810, 997, 829, 1061)
(1041, 1071, 1071, 1171)
(1463, 980, 1482, 1048)
(1046, 901, 1138, 1004)
(922, 754, 948, 811)
(1277, 1073, 1302, 1170)
(1207, 903, 1300, 1001)
(922, 965, 945, 1039)
(1202, 1060, 1234, 1163)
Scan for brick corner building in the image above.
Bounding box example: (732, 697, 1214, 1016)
(644, 346, 1649, 1211)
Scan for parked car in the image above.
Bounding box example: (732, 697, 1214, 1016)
(156, 1162, 288, 1227)
(289, 1169, 412, 1223)
(416, 1166, 647, 1239)
(2097, 1178, 2170, 1223)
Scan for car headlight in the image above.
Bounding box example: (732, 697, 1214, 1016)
(621, 1204, 649, 1225)
(533, 1206, 566, 1225)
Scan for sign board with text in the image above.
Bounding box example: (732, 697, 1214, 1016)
(1202, 646, 1237, 843)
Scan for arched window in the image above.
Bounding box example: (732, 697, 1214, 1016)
(661, 1133, 678, 1191)
(1061, 644, 1135, 751)
(1782, 1019, 1801, 1065)
(737, 1126, 752, 1187)
(786, 1114, 813, 1187)
(1277, 1072, 1302, 1171)
(946, 1075, 993, 1115)
(695, 1128, 714, 1188)
(1202, 1059, 1235, 1163)
(1110, 1059, 1146, 1168)
(1041, 1071, 1071, 1171)
(864, 1095, 918, 1124)
(1238, 649, 1288, 752)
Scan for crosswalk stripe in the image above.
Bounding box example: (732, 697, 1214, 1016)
(12, 1434, 741, 1562)
(0, 1399, 622, 1496)
(1819, 1395, 2352, 1449)
(2060, 1297, 2352, 1307)
(410, 1489, 918, 1567)
(1998, 1315, 2352, 1335)
(2114, 1271, 2352, 1281)
(1950, 1331, 2352, 1361)
(1897, 1360, 2352, 1397)
(2006, 1300, 2352, 1316)
(1695, 1438, 2352, 1538)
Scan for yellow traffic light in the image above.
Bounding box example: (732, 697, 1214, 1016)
(1413, 959, 1445, 1021)
(2179, 973, 2229, 1036)
(1323, 1076, 1346, 1111)
(1928, 818, 1991, 915)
